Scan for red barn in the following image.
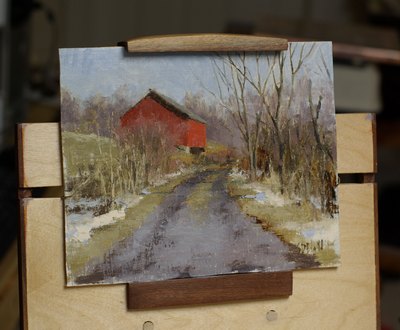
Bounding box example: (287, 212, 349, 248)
(120, 90, 206, 153)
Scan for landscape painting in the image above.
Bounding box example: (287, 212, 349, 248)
(60, 42, 339, 286)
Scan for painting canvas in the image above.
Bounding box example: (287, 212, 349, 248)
(60, 42, 340, 286)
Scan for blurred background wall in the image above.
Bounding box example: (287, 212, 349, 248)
(1, 0, 399, 329)
(24, 0, 387, 121)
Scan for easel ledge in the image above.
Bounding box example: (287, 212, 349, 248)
(128, 272, 293, 310)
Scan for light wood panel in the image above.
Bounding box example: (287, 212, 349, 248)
(21, 183, 378, 329)
(17, 113, 376, 188)
(18, 123, 61, 188)
(336, 113, 377, 174)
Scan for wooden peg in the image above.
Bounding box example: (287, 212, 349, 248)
(119, 33, 288, 53)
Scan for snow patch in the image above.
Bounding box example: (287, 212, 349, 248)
(66, 209, 125, 243)
(284, 217, 340, 252)
(66, 194, 143, 243)
(229, 167, 287, 206)
(242, 181, 287, 207)
(229, 167, 248, 181)
(242, 192, 266, 201)
(150, 168, 196, 187)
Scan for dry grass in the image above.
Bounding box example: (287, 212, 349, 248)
(228, 178, 339, 266)
(185, 173, 219, 223)
(315, 247, 339, 266)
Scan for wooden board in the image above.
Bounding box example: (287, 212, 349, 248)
(120, 34, 288, 52)
(254, 16, 400, 65)
(128, 272, 292, 309)
(18, 114, 376, 188)
(17, 123, 61, 188)
(332, 43, 400, 66)
(336, 113, 377, 174)
(17, 113, 379, 329)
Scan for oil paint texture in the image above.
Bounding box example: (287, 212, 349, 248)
(60, 43, 339, 286)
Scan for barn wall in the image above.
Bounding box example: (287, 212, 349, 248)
(121, 97, 187, 145)
(121, 97, 206, 148)
(186, 119, 206, 148)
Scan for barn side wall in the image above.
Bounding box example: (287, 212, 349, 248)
(186, 119, 206, 148)
(120, 97, 187, 146)
(120, 97, 206, 148)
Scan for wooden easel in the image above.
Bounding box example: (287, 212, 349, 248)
(17, 35, 379, 329)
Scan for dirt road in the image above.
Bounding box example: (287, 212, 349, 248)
(77, 169, 296, 284)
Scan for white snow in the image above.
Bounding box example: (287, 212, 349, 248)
(229, 168, 287, 207)
(284, 216, 340, 253)
(149, 168, 195, 187)
(66, 209, 125, 243)
(229, 167, 248, 181)
(66, 194, 142, 243)
(242, 181, 287, 207)
(229, 168, 340, 255)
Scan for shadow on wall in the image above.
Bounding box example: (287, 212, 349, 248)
(0, 148, 18, 259)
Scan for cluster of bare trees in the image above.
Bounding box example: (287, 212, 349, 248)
(118, 123, 178, 191)
(62, 88, 179, 213)
(61, 43, 338, 216)
(209, 43, 337, 215)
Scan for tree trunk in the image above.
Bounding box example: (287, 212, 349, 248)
(277, 141, 285, 194)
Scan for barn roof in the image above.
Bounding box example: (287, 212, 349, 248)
(145, 89, 207, 124)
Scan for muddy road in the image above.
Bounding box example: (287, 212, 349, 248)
(77, 169, 296, 284)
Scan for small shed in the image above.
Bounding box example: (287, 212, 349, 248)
(120, 90, 206, 153)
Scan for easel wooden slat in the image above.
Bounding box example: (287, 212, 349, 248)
(17, 123, 61, 188)
(336, 113, 377, 174)
(120, 34, 288, 52)
(16, 113, 376, 188)
(128, 272, 292, 310)
(333, 43, 400, 66)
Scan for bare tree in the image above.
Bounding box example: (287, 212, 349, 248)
(307, 77, 337, 216)
(307, 80, 334, 163)
(225, 51, 289, 191)
(61, 88, 82, 131)
(209, 53, 263, 180)
(288, 43, 316, 109)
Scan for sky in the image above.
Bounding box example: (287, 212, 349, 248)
(59, 42, 334, 108)
(60, 47, 222, 105)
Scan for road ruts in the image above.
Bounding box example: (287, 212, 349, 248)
(77, 169, 295, 284)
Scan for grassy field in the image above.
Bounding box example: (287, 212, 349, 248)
(228, 172, 339, 266)
(62, 131, 118, 176)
